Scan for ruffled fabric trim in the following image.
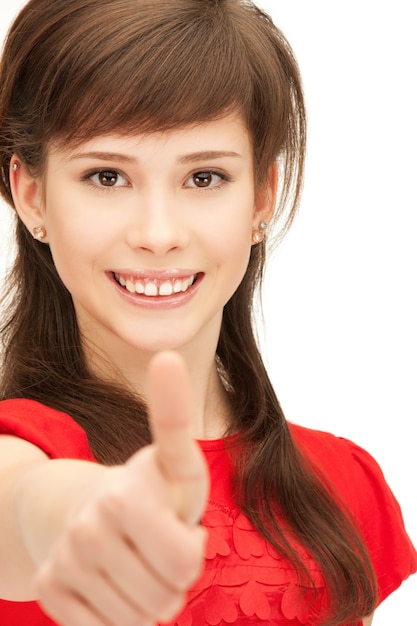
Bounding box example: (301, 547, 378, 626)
(168, 500, 326, 626)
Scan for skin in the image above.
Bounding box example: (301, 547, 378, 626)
(0, 112, 375, 624)
(0, 113, 274, 624)
(13, 112, 275, 438)
(0, 351, 209, 625)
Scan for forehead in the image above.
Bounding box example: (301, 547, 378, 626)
(49, 112, 253, 161)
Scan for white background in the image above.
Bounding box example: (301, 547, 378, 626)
(1, 2, 416, 623)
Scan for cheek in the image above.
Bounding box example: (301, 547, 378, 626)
(209, 217, 253, 283)
(45, 190, 108, 254)
(43, 204, 97, 286)
(204, 190, 255, 242)
(222, 199, 254, 254)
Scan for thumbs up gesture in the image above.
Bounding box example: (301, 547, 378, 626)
(36, 352, 209, 626)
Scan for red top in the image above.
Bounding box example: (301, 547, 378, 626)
(0, 399, 416, 625)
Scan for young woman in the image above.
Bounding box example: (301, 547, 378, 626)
(0, 1, 415, 625)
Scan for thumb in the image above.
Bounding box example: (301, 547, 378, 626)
(147, 351, 209, 524)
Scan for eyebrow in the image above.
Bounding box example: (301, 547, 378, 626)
(68, 150, 242, 164)
(177, 150, 242, 164)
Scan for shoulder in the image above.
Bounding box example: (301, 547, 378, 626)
(288, 421, 399, 518)
(289, 420, 363, 457)
(288, 421, 385, 495)
(289, 422, 417, 600)
(0, 398, 94, 461)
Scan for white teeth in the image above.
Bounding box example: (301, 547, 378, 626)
(159, 281, 174, 296)
(116, 273, 196, 296)
(173, 280, 183, 293)
(144, 282, 158, 296)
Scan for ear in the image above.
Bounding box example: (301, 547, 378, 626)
(10, 157, 48, 242)
(252, 162, 278, 230)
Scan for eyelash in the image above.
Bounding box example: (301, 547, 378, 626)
(81, 168, 232, 192)
(186, 170, 231, 192)
(81, 169, 129, 193)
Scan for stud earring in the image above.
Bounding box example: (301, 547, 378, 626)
(252, 220, 267, 244)
(12, 162, 19, 171)
(32, 226, 47, 241)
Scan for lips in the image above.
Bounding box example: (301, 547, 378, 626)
(114, 272, 197, 297)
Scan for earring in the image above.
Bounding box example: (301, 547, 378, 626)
(252, 220, 267, 244)
(32, 226, 47, 241)
(12, 162, 19, 171)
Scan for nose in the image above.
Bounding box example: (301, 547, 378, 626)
(126, 190, 188, 256)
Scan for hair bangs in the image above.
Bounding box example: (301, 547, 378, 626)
(43, 2, 256, 150)
(2, 0, 305, 222)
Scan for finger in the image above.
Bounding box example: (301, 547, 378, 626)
(36, 569, 114, 626)
(36, 546, 153, 626)
(146, 351, 209, 523)
(70, 505, 186, 620)
(113, 493, 207, 592)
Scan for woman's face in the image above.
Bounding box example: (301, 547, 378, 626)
(25, 112, 273, 368)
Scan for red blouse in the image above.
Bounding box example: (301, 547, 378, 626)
(0, 399, 416, 625)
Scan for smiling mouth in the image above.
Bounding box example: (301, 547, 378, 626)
(114, 273, 197, 297)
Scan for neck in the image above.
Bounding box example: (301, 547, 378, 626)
(83, 339, 232, 441)
(191, 358, 232, 440)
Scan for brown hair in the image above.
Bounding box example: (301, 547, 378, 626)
(0, 0, 377, 622)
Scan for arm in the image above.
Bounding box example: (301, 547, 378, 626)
(0, 436, 111, 599)
(0, 352, 209, 626)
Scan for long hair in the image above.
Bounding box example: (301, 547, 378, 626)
(0, 1, 377, 622)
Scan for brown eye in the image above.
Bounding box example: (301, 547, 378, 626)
(98, 171, 119, 186)
(87, 169, 128, 189)
(184, 170, 227, 190)
(192, 172, 213, 188)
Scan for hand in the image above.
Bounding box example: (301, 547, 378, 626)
(35, 351, 209, 626)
